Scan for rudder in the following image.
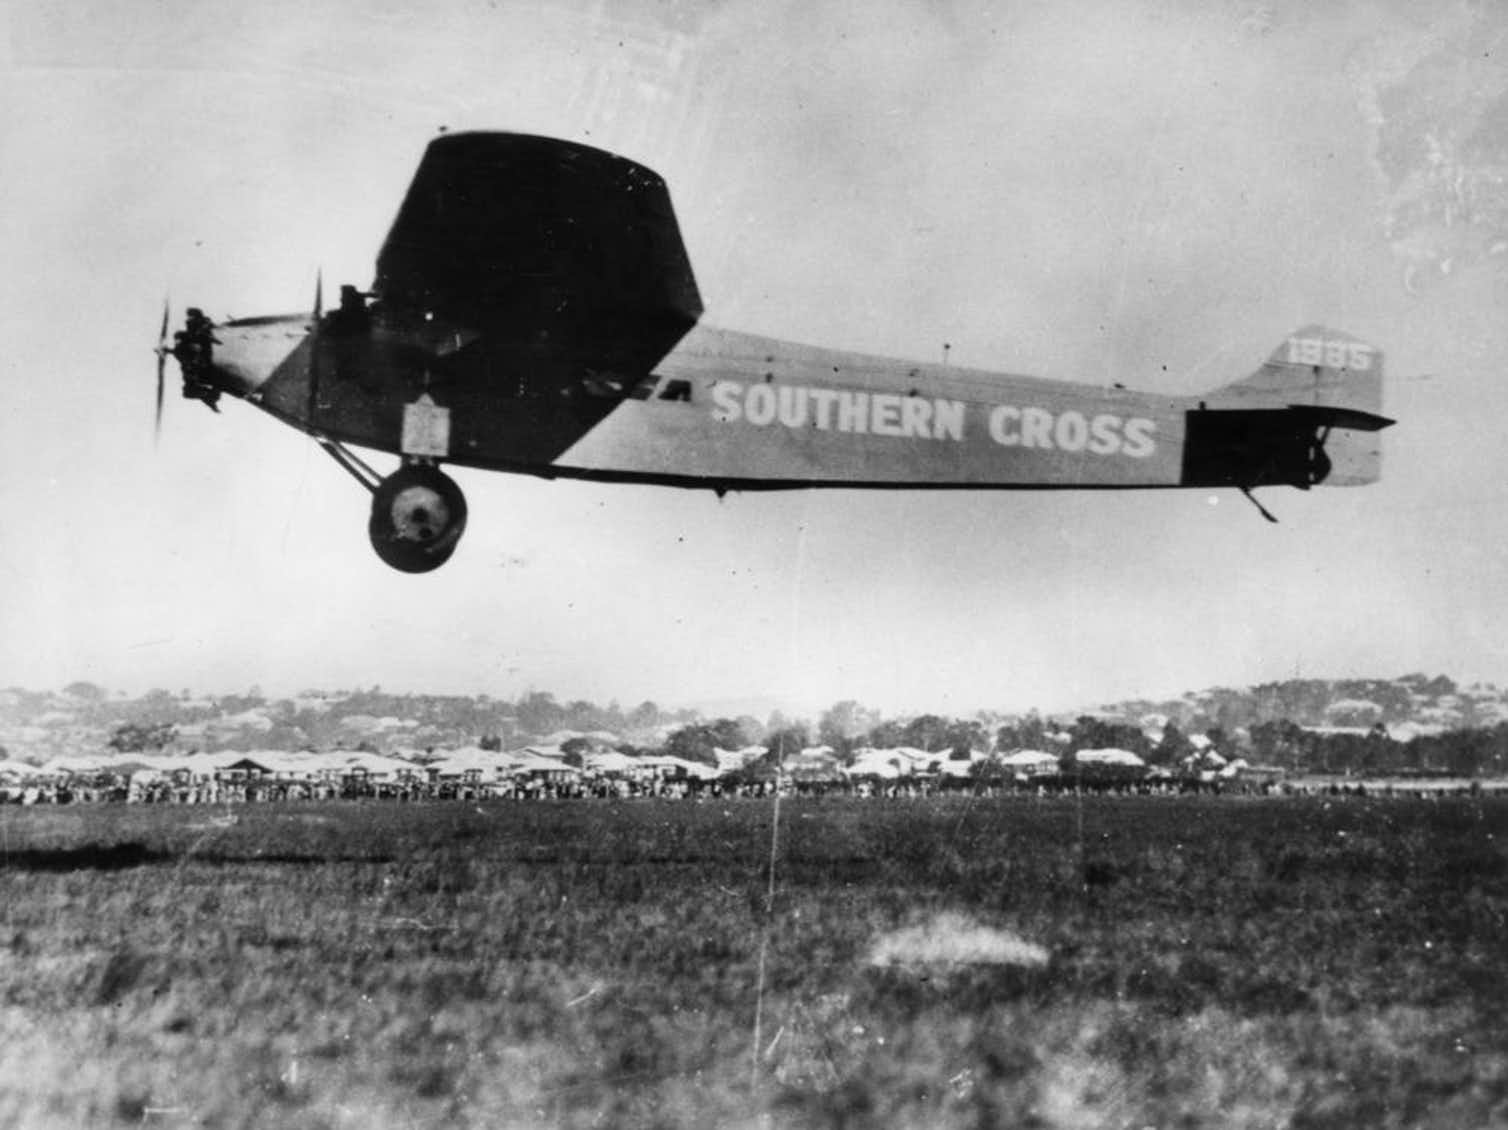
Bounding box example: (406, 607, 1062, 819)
(1207, 325, 1383, 417)
(1194, 326, 1390, 486)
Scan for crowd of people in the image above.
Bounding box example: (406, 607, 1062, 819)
(6, 763, 1487, 807)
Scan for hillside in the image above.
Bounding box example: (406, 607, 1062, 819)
(1093, 673, 1507, 738)
(0, 675, 1500, 765)
(0, 685, 697, 764)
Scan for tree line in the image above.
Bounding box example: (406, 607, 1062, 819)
(15, 678, 1508, 780)
(656, 706, 1508, 779)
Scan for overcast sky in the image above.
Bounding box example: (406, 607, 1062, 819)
(2, 0, 1505, 718)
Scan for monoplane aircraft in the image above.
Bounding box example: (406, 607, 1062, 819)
(156, 132, 1392, 572)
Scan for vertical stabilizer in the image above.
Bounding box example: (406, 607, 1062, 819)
(1198, 326, 1389, 486)
(1207, 325, 1383, 417)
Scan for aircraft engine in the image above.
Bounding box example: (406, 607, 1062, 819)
(368, 465, 468, 573)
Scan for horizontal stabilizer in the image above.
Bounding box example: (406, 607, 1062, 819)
(1285, 405, 1395, 432)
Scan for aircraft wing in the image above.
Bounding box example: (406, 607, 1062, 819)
(373, 132, 702, 374)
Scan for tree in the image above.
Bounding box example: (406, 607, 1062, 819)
(997, 712, 1049, 752)
(762, 724, 811, 765)
(1204, 727, 1233, 757)
(1421, 674, 1458, 699)
(817, 700, 881, 756)
(138, 688, 179, 713)
(662, 719, 746, 767)
(628, 700, 661, 730)
(734, 715, 766, 746)
(942, 718, 988, 756)
(565, 699, 603, 731)
(1070, 715, 1150, 757)
(865, 719, 907, 749)
(1147, 721, 1189, 767)
(901, 714, 950, 752)
(1443, 729, 1491, 776)
(1357, 722, 1399, 773)
(560, 737, 591, 768)
(107, 721, 177, 753)
(969, 758, 1009, 783)
(517, 691, 564, 735)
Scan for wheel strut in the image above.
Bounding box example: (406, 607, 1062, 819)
(315, 435, 382, 493)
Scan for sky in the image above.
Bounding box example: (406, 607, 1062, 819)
(2, 0, 1506, 719)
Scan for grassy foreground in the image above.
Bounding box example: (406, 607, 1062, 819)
(1, 795, 1505, 1129)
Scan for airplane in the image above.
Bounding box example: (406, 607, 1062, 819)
(155, 131, 1393, 573)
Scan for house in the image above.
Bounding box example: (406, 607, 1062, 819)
(844, 748, 910, 779)
(997, 750, 1060, 778)
(714, 746, 767, 773)
(631, 755, 719, 782)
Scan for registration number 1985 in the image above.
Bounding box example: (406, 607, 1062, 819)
(1286, 337, 1374, 370)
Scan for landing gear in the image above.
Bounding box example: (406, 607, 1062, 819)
(312, 438, 468, 573)
(367, 464, 468, 573)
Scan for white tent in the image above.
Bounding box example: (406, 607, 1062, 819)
(844, 749, 908, 779)
(1075, 748, 1146, 767)
(583, 750, 638, 775)
(999, 750, 1058, 767)
(996, 750, 1059, 778)
(714, 746, 767, 772)
(508, 751, 582, 778)
(632, 755, 716, 780)
(333, 751, 424, 777)
(891, 747, 938, 768)
(429, 748, 513, 779)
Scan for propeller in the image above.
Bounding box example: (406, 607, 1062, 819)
(153, 298, 170, 444)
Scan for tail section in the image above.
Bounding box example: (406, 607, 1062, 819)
(1209, 325, 1384, 417)
(1186, 326, 1393, 488)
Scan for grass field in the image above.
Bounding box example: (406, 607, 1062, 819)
(1, 795, 1505, 1129)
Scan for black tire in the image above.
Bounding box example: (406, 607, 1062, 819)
(368, 465, 468, 573)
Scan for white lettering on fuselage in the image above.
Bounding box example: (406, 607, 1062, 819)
(711, 382, 965, 441)
(711, 380, 1156, 457)
(986, 406, 1156, 458)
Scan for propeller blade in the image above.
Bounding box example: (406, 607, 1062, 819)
(154, 298, 170, 445)
(155, 352, 165, 443)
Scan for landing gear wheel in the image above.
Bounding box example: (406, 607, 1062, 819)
(368, 465, 468, 573)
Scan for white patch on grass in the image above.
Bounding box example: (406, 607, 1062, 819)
(866, 912, 1050, 969)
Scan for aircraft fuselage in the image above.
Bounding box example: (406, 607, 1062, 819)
(206, 314, 1242, 493)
